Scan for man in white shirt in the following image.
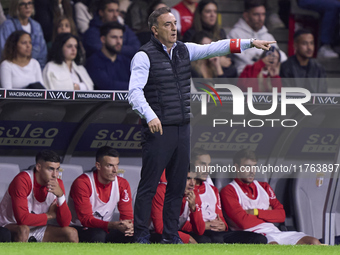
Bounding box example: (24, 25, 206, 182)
(128, 6, 275, 244)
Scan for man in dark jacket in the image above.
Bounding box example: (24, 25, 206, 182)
(280, 29, 327, 93)
(83, 0, 140, 59)
(85, 22, 130, 90)
(128, 6, 275, 244)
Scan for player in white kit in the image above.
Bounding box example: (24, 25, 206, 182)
(0, 150, 78, 242)
(220, 149, 321, 245)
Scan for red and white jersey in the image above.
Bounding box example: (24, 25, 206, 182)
(172, 2, 196, 35)
(70, 171, 119, 226)
(0, 170, 56, 227)
(230, 180, 270, 210)
(199, 182, 217, 222)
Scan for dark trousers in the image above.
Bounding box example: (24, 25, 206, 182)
(74, 226, 133, 243)
(134, 124, 190, 240)
(189, 230, 267, 244)
(0, 227, 11, 242)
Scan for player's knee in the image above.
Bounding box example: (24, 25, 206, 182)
(309, 237, 321, 245)
(298, 236, 321, 245)
(65, 227, 79, 243)
(17, 225, 30, 242)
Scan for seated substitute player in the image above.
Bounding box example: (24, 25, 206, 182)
(220, 149, 321, 245)
(0, 150, 78, 242)
(150, 168, 205, 243)
(69, 146, 134, 243)
(192, 167, 267, 244)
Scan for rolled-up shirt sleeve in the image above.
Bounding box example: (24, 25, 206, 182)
(128, 51, 157, 123)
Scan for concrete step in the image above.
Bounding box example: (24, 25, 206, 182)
(220, 13, 241, 30)
(318, 59, 340, 72)
(270, 29, 289, 43)
(216, 0, 244, 13)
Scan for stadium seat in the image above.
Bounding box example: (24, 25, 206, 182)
(292, 171, 332, 240)
(0, 163, 20, 201)
(117, 165, 141, 205)
(108, 164, 141, 221)
(60, 164, 84, 200)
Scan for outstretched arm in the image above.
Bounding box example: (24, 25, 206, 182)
(186, 39, 276, 62)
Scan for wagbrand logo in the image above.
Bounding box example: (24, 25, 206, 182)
(198, 84, 312, 128)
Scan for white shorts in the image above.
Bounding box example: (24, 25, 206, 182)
(28, 226, 47, 242)
(246, 223, 307, 245)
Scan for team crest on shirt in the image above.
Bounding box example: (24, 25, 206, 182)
(268, 187, 276, 199)
(196, 204, 201, 211)
(122, 189, 130, 202)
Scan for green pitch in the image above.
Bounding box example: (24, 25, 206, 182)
(0, 243, 338, 255)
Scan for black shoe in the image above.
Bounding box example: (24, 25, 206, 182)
(160, 236, 184, 244)
(136, 235, 151, 244)
(28, 236, 37, 242)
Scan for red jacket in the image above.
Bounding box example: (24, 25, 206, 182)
(70, 171, 133, 232)
(220, 178, 285, 230)
(151, 183, 205, 243)
(8, 171, 71, 227)
(238, 59, 282, 92)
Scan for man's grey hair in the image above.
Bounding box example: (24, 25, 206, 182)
(148, 6, 172, 30)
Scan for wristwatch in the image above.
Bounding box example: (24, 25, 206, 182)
(250, 38, 257, 47)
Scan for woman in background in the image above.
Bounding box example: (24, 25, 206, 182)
(0, 30, 44, 89)
(34, 0, 73, 44)
(0, 0, 47, 68)
(191, 31, 237, 78)
(43, 33, 93, 90)
(183, 0, 224, 42)
(50, 16, 86, 64)
(74, 0, 98, 34)
(183, 0, 235, 72)
(238, 47, 282, 92)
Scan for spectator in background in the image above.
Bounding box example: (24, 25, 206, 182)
(52, 16, 78, 43)
(0, 0, 47, 69)
(171, 0, 199, 37)
(68, 146, 134, 243)
(74, 0, 125, 35)
(0, 31, 44, 89)
(238, 46, 282, 92)
(43, 33, 93, 90)
(86, 22, 130, 90)
(265, 0, 285, 31)
(184, 0, 236, 72)
(298, 0, 340, 58)
(227, 0, 287, 75)
(33, 0, 73, 45)
(183, 0, 224, 43)
(0, 150, 78, 242)
(0, 3, 6, 26)
(191, 31, 237, 79)
(83, 0, 140, 59)
(74, 0, 99, 35)
(150, 169, 204, 243)
(280, 29, 327, 93)
(50, 15, 86, 64)
(220, 149, 321, 245)
(134, 0, 168, 46)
